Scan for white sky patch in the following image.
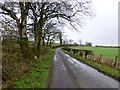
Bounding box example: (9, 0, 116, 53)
(64, 0, 119, 46)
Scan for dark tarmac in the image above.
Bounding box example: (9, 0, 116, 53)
(49, 49, 119, 88)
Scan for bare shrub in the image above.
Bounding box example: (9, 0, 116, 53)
(91, 55, 118, 69)
(87, 54, 93, 59)
(93, 55, 119, 69)
(93, 55, 100, 62)
(40, 47, 50, 56)
(100, 57, 113, 67)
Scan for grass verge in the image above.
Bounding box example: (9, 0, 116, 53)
(62, 49, 120, 81)
(15, 49, 55, 88)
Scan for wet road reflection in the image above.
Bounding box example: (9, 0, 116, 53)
(49, 49, 119, 88)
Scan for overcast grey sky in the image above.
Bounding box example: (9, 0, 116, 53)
(64, 0, 119, 46)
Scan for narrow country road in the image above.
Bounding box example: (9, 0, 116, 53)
(49, 49, 119, 88)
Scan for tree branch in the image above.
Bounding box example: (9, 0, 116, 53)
(0, 4, 19, 22)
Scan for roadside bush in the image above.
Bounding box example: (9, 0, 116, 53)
(2, 39, 25, 88)
(2, 40, 33, 88)
(40, 47, 50, 56)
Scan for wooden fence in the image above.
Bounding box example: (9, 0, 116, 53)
(62, 47, 120, 70)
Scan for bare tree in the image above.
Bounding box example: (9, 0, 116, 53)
(85, 41, 92, 46)
(29, 0, 93, 56)
(58, 32, 62, 45)
(63, 38, 69, 45)
(69, 39, 73, 44)
(0, 2, 33, 60)
(45, 28, 59, 46)
(78, 39, 82, 45)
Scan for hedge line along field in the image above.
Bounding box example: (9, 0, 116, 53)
(69, 46, 119, 60)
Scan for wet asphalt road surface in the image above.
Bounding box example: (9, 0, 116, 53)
(49, 49, 119, 88)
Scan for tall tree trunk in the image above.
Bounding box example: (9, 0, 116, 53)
(47, 36, 50, 47)
(33, 18, 38, 56)
(18, 2, 33, 60)
(0, 2, 33, 60)
(34, 18, 37, 41)
(18, 19, 32, 60)
(34, 2, 45, 57)
(34, 23, 43, 57)
(49, 36, 55, 46)
(42, 33, 45, 46)
(59, 32, 62, 45)
(19, 37, 31, 60)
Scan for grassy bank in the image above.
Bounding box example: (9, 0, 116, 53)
(15, 49, 55, 88)
(2, 39, 55, 88)
(62, 49, 120, 81)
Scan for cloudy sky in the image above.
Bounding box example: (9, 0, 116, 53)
(64, 0, 119, 46)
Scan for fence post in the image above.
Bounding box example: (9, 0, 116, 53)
(92, 55, 95, 61)
(98, 54, 102, 63)
(112, 56, 118, 68)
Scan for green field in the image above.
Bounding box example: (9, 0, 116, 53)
(69, 46, 119, 60)
(52, 43, 60, 46)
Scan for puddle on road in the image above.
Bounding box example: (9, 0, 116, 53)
(53, 55, 57, 62)
(60, 62, 67, 71)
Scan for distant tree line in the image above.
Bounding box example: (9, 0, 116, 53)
(95, 45, 120, 48)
